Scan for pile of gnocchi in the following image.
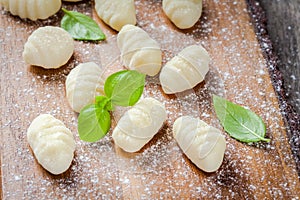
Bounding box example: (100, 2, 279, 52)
(0, 0, 226, 175)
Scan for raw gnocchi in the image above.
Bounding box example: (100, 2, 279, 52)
(22, 26, 74, 69)
(95, 0, 136, 31)
(112, 97, 167, 152)
(173, 116, 226, 172)
(27, 114, 76, 175)
(66, 62, 105, 113)
(162, 0, 203, 29)
(117, 25, 162, 76)
(0, 0, 61, 20)
(159, 45, 210, 94)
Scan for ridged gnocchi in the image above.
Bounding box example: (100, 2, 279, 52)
(66, 62, 105, 113)
(112, 97, 167, 152)
(173, 116, 226, 172)
(117, 25, 162, 76)
(22, 26, 74, 69)
(0, 0, 61, 20)
(162, 0, 203, 29)
(95, 0, 136, 31)
(27, 114, 76, 175)
(159, 45, 210, 94)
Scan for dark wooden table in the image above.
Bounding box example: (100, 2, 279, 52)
(259, 0, 300, 114)
(1, 0, 299, 199)
(257, 0, 300, 176)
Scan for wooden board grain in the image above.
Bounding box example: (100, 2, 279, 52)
(1, 0, 299, 199)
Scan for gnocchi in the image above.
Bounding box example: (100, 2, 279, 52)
(159, 45, 210, 94)
(27, 114, 75, 175)
(23, 26, 74, 69)
(0, 0, 61, 20)
(162, 0, 203, 29)
(117, 25, 162, 76)
(66, 62, 105, 113)
(95, 0, 136, 31)
(112, 97, 167, 152)
(173, 116, 226, 172)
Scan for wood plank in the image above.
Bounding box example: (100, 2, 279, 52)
(1, 0, 299, 199)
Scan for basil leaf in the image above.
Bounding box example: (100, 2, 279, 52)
(213, 95, 270, 143)
(104, 70, 145, 107)
(78, 104, 110, 142)
(61, 8, 106, 41)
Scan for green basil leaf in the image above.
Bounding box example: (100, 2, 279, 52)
(78, 104, 110, 142)
(61, 8, 106, 41)
(104, 70, 145, 107)
(213, 95, 270, 143)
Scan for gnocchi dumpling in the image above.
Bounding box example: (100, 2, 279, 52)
(117, 25, 162, 76)
(95, 0, 136, 31)
(162, 0, 203, 29)
(23, 26, 74, 69)
(0, 0, 61, 20)
(173, 116, 226, 172)
(27, 114, 76, 175)
(66, 62, 105, 113)
(159, 45, 210, 94)
(112, 97, 167, 152)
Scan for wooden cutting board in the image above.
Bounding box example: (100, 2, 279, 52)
(1, 0, 299, 199)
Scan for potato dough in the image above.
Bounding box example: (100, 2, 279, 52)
(117, 25, 162, 76)
(0, 0, 61, 20)
(95, 0, 136, 31)
(173, 116, 226, 172)
(66, 62, 105, 113)
(112, 97, 167, 152)
(27, 114, 75, 175)
(159, 45, 210, 94)
(23, 26, 74, 69)
(162, 0, 203, 29)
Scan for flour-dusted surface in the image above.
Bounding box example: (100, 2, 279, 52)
(0, 0, 299, 199)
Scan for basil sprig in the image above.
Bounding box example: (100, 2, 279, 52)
(61, 8, 106, 41)
(78, 70, 145, 142)
(213, 95, 270, 143)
